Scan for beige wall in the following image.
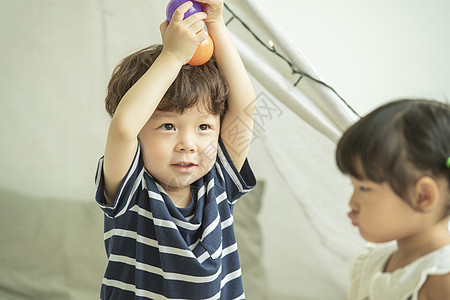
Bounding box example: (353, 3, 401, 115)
(0, 0, 167, 200)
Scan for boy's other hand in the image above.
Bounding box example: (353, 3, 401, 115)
(160, 1, 208, 65)
(195, 0, 224, 23)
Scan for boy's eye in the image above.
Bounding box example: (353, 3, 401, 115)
(199, 124, 211, 131)
(161, 124, 175, 130)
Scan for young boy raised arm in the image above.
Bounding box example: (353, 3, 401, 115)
(95, 1, 256, 299)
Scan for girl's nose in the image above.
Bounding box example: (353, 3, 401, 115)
(349, 193, 358, 211)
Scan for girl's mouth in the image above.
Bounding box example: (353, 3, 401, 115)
(348, 211, 358, 226)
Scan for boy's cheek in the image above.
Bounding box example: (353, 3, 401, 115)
(199, 146, 218, 172)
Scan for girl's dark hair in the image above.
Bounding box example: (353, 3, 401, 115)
(105, 44, 228, 118)
(336, 99, 450, 216)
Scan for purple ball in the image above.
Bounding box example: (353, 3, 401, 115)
(166, 0, 203, 22)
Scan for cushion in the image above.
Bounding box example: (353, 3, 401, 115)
(0, 188, 106, 300)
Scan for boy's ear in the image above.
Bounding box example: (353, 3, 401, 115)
(414, 176, 440, 212)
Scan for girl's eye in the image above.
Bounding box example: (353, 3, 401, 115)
(161, 124, 175, 130)
(199, 124, 211, 131)
(359, 186, 370, 192)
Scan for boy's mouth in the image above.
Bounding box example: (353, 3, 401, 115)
(175, 162, 196, 167)
(171, 161, 198, 173)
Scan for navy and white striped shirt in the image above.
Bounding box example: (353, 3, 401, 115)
(95, 138, 256, 299)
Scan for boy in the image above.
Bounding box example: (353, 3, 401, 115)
(95, 1, 256, 299)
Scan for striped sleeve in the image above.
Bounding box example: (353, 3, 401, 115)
(215, 137, 256, 205)
(94, 145, 144, 218)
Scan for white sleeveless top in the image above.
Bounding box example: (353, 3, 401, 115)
(348, 243, 450, 300)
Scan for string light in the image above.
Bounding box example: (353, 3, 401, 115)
(223, 3, 360, 118)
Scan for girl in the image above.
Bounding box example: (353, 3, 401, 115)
(336, 99, 450, 300)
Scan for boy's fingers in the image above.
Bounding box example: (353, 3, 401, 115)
(197, 30, 208, 43)
(183, 11, 207, 27)
(159, 20, 169, 36)
(191, 0, 222, 10)
(191, 20, 206, 36)
(190, 0, 213, 4)
(170, 1, 193, 22)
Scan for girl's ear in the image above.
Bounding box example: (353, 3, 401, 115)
(414, 176, 440, 212)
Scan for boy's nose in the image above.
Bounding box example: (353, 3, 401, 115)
(175, 134, 197, 153)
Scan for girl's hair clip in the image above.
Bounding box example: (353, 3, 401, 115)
(446, 157, 450, 169)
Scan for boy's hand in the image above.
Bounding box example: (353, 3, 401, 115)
(160, 1, 208, 65)
(195, 0, 224, 23)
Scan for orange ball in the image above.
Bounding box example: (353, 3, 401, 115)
(188, 34, 214, 66)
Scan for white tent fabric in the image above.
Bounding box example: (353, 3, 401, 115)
(226, 0, 359, 141)
(220, 1, 367, 299)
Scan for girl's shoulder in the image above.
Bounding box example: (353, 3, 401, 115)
(418, 272, 450, 300)
(349, 244, 450, 300)
(416, 245, 450, 299)
(413, 244, 450, 274)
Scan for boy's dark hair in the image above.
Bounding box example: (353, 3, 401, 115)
(105, 44, 229, 118)
(336, 99, 450, 216)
